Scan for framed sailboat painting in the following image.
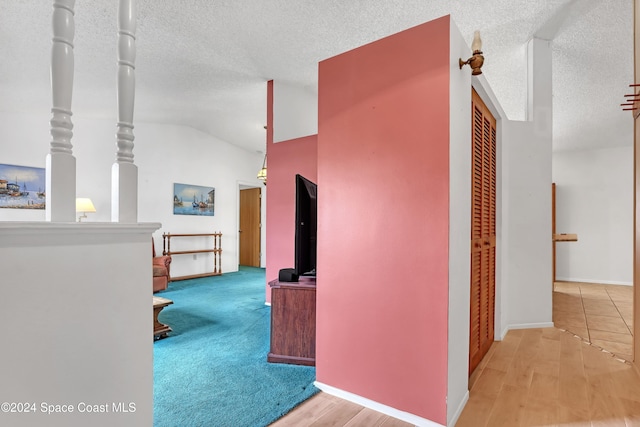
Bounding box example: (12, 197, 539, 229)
(173, 182, 215, 216)
(0, 163, 46, 210)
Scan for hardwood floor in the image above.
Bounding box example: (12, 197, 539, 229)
(272, 282, 639, 427)
(270, 392, 413, 427)
(457, 327, 640, 426)
(459, 282, 638, 426)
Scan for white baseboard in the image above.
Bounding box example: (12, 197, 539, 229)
(555, 277, 632, 286)
(314, 381, 445, 427)
(264, 302, 271, 306)
(500, 322, 555, 340)
(448, 390, 469, 427)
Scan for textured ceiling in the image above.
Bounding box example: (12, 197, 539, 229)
(0, 0, 632, 154)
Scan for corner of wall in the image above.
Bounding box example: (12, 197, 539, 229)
(447, 15, 472, 426)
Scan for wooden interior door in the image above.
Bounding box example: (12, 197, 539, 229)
(239, 188, 261, 267)
(469, 88, 497, 375)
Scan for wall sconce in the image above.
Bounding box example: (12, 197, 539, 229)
(257, 154, 267, 185)
(76, 198, 96, 222)
(459, 31, 484, 76)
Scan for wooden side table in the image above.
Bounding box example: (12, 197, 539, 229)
(153, 296, 173, 340)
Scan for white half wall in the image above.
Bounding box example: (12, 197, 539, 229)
(0, 222, 159, 427)
(0, 112, 267, 274)
(273, 80, 318, 143)
(552, 146, 633, 285)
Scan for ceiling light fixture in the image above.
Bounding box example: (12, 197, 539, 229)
(459, 30, 484, 76)
(257, 154, 267, 185)
(257, 125, 267, 185)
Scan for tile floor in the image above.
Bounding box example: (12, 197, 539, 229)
(553, 281, 633, 361)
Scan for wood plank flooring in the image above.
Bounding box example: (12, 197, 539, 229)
(270, 392, 413, 427)
(459, 282, 638, 426)
(457, 327, 640, 426)
(271, 282, 639, 426)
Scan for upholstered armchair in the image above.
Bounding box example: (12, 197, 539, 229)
(153, 239, 172, 293)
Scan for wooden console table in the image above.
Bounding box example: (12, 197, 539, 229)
(162, 232, 222, 281)
(267, 278, 316, 366)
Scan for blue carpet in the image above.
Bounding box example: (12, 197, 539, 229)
(153, 267, 318, 426)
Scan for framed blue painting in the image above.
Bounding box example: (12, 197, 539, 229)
(0, 163, 46, 209)
(173, 183, 215, 216)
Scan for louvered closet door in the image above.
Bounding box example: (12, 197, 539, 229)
(469, 88, 497, 375)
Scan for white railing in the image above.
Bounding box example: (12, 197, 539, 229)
(46, 0, 77, 222)
(112, 0, 138, 223)
(46, 0, 138, 223)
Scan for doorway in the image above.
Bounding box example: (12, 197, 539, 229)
(239, 187, 262, 267)
(553, 175, 634, 361)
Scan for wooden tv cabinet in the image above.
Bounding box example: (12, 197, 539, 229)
(267, 278, 316, 366)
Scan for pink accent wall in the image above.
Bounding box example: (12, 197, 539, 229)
(265, 80, 318, 303)
(316, 17, 451, 424)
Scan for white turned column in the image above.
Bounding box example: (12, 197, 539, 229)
(46, 0, 77, 222)
(112, 0, 138, 223)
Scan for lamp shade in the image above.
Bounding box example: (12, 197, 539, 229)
(471, 30, 482, 52)
(76, 198, 96, 213)
(257, 167, 267, 182)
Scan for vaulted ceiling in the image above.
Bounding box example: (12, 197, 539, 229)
(0, 0, 632, 154)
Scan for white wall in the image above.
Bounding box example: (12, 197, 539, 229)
(273, 80, 318, 143)
(502, 120, 553, 330)
(499, 38, 554, 334)
(0, 111, 267, 275)
(553, 146, 633, 285)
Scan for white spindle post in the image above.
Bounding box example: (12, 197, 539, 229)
(112, 0, 138, 223)
(46, 0, 77, 222)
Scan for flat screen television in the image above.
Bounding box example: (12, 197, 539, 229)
(294, 174, 317, 277)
